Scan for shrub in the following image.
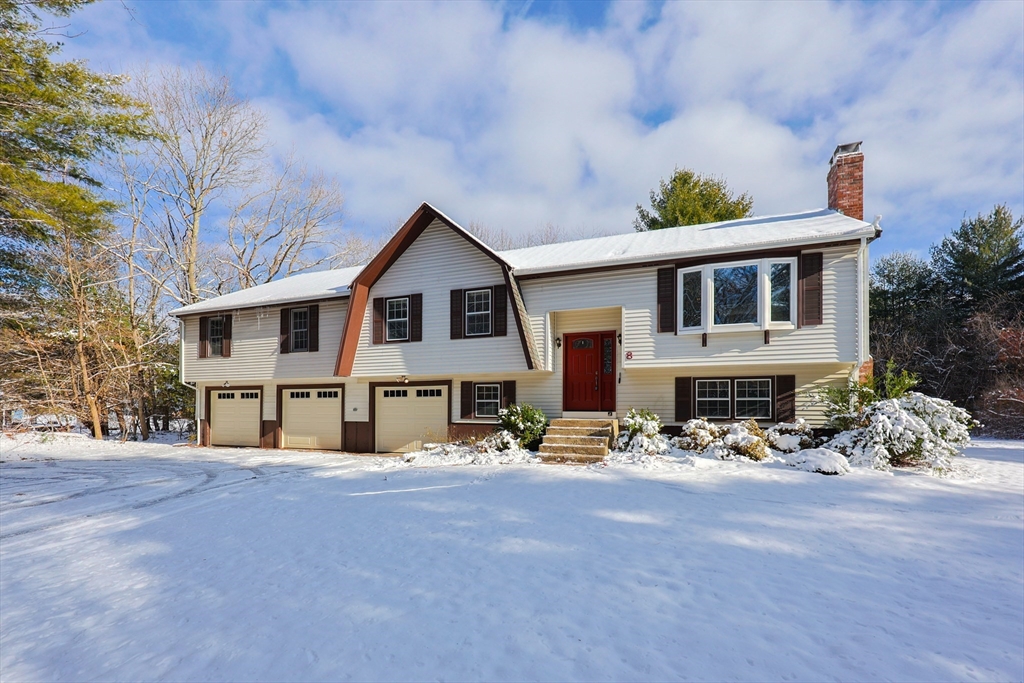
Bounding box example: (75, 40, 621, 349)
(615, 408, 669, 455)
(718, 419, 770, 461)
(825, 392, 978, 471)
(815, 360, 921, 432)
(497, 403, 548, 450)
(765, 419, 816, 453)
(670, 418, 725, 452)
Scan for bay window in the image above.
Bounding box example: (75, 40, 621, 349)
(677, 257, 797, 332)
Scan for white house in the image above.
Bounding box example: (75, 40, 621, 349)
(170, 143, 878, 454)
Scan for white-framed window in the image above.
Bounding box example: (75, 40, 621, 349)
(209, 316, 225, 357)
(291, 307, 309, 352)
(475, 383, 501, 418)
(386, 297, 409, 342)
(679, 268, 703, 330)
(677, 257, 798, 332)
(317, 390, 338, 399)
(465, 289, 492, 336)
(289, 391, 311, 399)
(383, 389, 408, 398)
(735, 379, 772, 419)
(695, 380, 731, 419)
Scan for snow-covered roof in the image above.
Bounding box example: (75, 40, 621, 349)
(497, 209, 877, 276)
(169, 265, 365, 317)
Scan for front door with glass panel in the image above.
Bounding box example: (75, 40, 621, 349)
(563, 331, 616, 412)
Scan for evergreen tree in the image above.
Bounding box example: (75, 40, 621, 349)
(634, 168, 753, 231)
(930, 204, 1024, 313)
(0, 0, 147, 244)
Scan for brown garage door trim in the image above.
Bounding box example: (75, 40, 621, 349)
(203, 384, 264, 448)
(369, 379, 453, 453)
(275, 383, 346, 451)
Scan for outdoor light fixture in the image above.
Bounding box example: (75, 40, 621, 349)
(617, 333, 622, 344)
(555, 337, 562, 348)
(397, 375, 409, 384)
(222, 381, 230, 388)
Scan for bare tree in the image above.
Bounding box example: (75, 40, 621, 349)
(132, 66, 266, 305)
(465, 221, 605, 251)
(222, 159, 348, 289)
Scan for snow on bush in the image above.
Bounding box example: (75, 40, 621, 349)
(670, 418, 725, 452)
(404, 437, 538, 466)
(497, 403, 548, 450)
(715, 419, 771, 461)
(783, 448, 849, 475)
(614, 408, 669, 455)
(765, 419, 816, 453)
(825, 391, 977, 472)
(670, 418, 770, 461)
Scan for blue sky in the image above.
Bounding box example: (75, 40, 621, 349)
(58, 0, 1023, 259)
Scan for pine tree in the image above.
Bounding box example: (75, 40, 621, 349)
(634, 168, 753, 231)
(930, 204, 1024, 313)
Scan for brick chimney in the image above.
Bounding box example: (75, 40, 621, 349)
(827, 141, 864, 221)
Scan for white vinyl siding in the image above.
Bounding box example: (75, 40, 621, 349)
(521, 243, 859, 370)
(352, 221, 525, 377)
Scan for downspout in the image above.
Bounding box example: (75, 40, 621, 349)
(177, 318, 198, 438)
(850, 235, 870, 387)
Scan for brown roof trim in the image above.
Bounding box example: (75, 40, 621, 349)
(512, 239, 863, 282)
(334, 203, 532, 376)
(502, 268, 538, 370)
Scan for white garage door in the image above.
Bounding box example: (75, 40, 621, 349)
(375, 386, 448, 453)
(211, 390, 261, 447)
(282, 388, 343, 451)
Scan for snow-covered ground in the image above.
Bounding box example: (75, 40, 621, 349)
(1, 434, 1022, 682)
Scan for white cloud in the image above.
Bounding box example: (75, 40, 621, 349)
(58, 0, 1023, 253)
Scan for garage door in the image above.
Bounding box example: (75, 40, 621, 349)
(211, 390, 261, 447)
(375, 386, 448, 453)
(282, 388, 343, 450)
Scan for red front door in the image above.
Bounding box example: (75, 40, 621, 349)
(563, 331, 616, 412)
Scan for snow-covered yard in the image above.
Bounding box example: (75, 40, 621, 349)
(1, 434, 1022, 682)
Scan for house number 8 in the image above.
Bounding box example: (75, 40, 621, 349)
(625, 351, 633, 360)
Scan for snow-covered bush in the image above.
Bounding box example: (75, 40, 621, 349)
(481, 429, 521, 453)
(716, 419, 770, 461)
(825, 391, 977, 471)
(784, 448, 849, 475)
(670, 418, 725, 452)
(615, 408, 669, 455)
(765, 419, 816, 453)
(497, 403, 547, 450)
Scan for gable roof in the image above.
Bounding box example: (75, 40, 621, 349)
(497, 209, 878, 277)
(334, 202, 539, 376)
(169, 265, 365, 317)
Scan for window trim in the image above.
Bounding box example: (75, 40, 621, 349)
(692, 377, 775, 422)
(676, 258, 799, 334)
(464, 288, 493, 337)
(290, 307, 310, 353)
(695, 379, 732, 420)
(474, 383, 502, 419)
(208, 315, 225, 357)
(734, 378, 773, 420)
(385, 296, 410, 343)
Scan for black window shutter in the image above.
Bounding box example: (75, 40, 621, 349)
(410, 293, 423, 342)
(461, 381, 474, 419)
(450, 289, 464, 340)
(222, 315, 232, 358)
(280, 308, 290, 354)
(799, 252, 823, 326)
(657, 267, 676, 333)
(198, 316, 209, 359)
(493, 284, 507, 337)
(502, 380, 516, 408)
(308, 305, 319, 352)
(675, 377, 692, 422)
(775, 375, 796, 422)
(372, 298, 384, 344)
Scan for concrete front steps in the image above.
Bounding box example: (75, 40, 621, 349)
(538, 419, 618, 464)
